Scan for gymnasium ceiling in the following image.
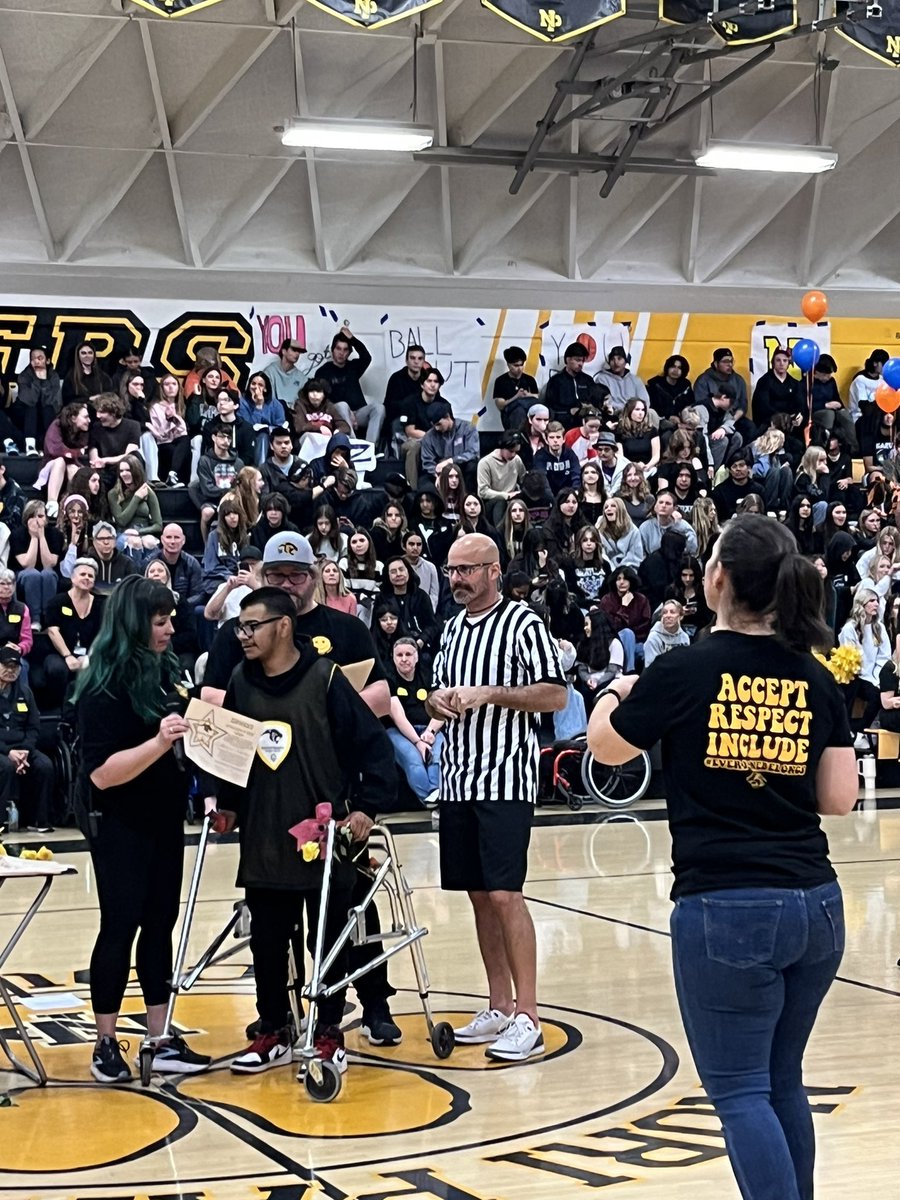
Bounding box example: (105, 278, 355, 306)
(1, 0, 899, 310)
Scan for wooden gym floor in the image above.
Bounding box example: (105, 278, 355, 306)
(0, 799, 897, 1200)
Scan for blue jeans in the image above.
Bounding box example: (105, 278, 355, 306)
(386, 727, 442, 802)
(17, 568, 57, 623)
(616, 627, 644, 673)
(670, 881, 844, 1200)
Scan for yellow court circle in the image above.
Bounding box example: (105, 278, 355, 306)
(178, 1061, 465, 1138)
(0, 1085, 185, 1173)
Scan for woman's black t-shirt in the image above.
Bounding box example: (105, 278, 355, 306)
(610, 631, 853, 898)
(45, 593, 104, 654)
(9, 524, 65, 571)
(877, 659, 900, 733)
(389, 666, 431, 725)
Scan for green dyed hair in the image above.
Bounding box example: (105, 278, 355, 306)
(74, 575, 180, 722)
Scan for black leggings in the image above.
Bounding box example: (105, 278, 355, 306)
(89, 812, 184, 1014)
(246, 884, 352, 1031)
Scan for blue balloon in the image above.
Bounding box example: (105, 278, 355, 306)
(883, 357, 900, 391)
(791, 338, 821, 374)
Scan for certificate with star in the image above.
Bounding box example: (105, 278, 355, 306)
(183, 699, 266, 787)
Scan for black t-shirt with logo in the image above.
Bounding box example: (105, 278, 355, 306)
(610, 631, 852, 898)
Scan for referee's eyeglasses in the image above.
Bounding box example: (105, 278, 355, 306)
(442, 562, 494, 578)
(235, 616, 283, 639)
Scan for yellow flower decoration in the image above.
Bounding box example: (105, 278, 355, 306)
(301, 841, 320, 862)
(814, 644, 863, 686)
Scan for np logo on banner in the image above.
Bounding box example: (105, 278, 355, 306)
(305, 0, 444, 28)
(482, 0, 625, 42)
(131, 0, 229, 16)
(659, 0, 797, 44)
(837, 0, 900, 65)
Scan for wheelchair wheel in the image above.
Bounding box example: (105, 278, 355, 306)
(304, 1060, 343, 1102)
(139, 1043, 154, 1087)
(431, 1022, 455, 1060)
(581, 748, 650, 809)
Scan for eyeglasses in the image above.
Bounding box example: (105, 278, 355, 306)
(235, 616, 283, 638)
(264, 569, 311, 584)
(441, 562, 495, 578)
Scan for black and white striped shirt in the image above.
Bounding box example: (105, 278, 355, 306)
(432, 598, 565, 803)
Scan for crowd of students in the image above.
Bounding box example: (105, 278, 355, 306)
(0, 331, 897, 826)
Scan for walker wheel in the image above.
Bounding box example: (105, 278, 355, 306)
(431, 1022, 455, 1059)
(304, 1060, 343, 1102)
(139, 1044, 154, 1087)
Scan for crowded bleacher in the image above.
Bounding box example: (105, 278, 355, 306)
(2, 328, 898, 829)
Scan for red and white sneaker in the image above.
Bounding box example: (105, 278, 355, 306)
(313, 1024, 348, 1076)
(231, 1028, 292, 1074)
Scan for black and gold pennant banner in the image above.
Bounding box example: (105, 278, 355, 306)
(659, 0, 797, 44)
(305, 0, 443, 28)
(481, 0, 625, 42)
(131, 0, 229, 15)
(837, 0, 900, 65)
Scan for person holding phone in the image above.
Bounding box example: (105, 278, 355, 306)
(588, 515, 857, 1200)
(75, 576, 211, 1084)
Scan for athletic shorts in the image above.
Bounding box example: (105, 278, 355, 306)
(438, 800, 533, 892)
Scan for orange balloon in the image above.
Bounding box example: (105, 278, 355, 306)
(801, 290, 828, 322)
(875, 381, 900, 413)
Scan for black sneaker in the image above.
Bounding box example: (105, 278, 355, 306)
(91, 1036, 132, 1083)
(361, 1003, 403, 1046)
(150, 1033, 211, 1075)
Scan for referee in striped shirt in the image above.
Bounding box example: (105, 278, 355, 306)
(427, 533, 567, 1062)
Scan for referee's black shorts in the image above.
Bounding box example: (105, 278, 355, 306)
(438, 800, 533, 892)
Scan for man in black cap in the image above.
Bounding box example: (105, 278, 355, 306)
(419, 401, 480, 491)
(0, 647, 55, 833)
(544, 342, 606, 430)
(492, 347, 539, 431)
(593, 346, 649, 415)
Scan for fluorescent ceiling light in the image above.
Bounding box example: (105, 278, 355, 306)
(281, 118, 434, 152)
(695, 143, 838, 174)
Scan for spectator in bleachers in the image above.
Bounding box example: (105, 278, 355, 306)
(615, 398, 661, 478)
(201, 389, 255, 465)
(564, 407, 603, 463)
(309, 504, 347, 562)
(749, 428, 794, 515)
(143, 558, 199, 676)
(508, 528, 562, 604)
(315, 560, 358, 617)
(502, 498, 531, 563)
(66, 465, 108, 527)
(594, 430, 628, 496)
(696, 386, 744, 471)
(317, 465, 380, 532)
(400, 367, 443, 486)
(839, 587, 890, 742)
(665, 555, 712, 639)
(419, 402, 479, 491)
(185, 365, 227, 439)
(372, 598, 404, 673)
(640, 490, 698, 556)
(436, 461, 466, 524)
(597, 498, 642, 570)
(401, 529, 439, 612)
(0, 567, 32, 666)
(646, 355, 694, 426)
(58, 494, 92, 576)
(794, 446, 832, 526)
(711, 451, 764, 522)
(544, 342, 598, 429)
(802, 354, 857, 452)
(119, 371, 151, 430)
(12, 345, 62, 457)
(542, 489, 587, 561)
(616, 462, 654, 526)
(147, 525, 204, 610)
(689, 496, 720, 565)
(108, 455, 162, 556)
(259, 430, 313, 528)
(88, 394, 141, 490)
(517, 403, 550, 470)
(0, 646, 54, 833)
(204, 545, 263, 627)
(0, 460, 26, 564)
(315, 326, 382, 445)
(233, 465, 263, 529)
(340, 527, 382, 627)
(640, 528, 688, 612)
(380, 557, 440, 655)
(660, 418, 711, 482)
(88, 520, 139, 598)
(43, 558, 100, 708)
(574, 610, 625, 702)
(849, 348, 889, 423)
(371, 501, 407, 563)
(239, 371, 289, 465)
(594, 346, 649, 415)
(664, 462, 704, 519)
(694, 348, 749, 424)
(822, 501, 852, 550)
(567, 525, 610, 608)
(250, 493, 298, 554)
(263, 336, 310, 413)
(410, 484, 451, 564)
(383, 344, 427, 451)
(191, 421, 244, 543)
(599, 566, 651, 670)
(493, 346, 539, 432)
(144, 376, 190, 487)
(643, 599, 690, 667)
(183, 346, 235, 404)
(40, 402, 90, 516)
(10, 500, 63, 629)
(751, 348, 807, 433)
(385, 637, 444, 807)
(202, 496, 251, 598)
(109, 344, 157, 403)
(534, 421, 581, 494)
(309, 431, 352, 490)
(785, 496, 823, 556)
(292, 377, 349, 442)
(477, 433, 525, 529)
(61, 341, 111, 407)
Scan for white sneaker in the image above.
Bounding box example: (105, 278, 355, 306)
(45, 500, 59, 519)
(485, 1012, 544, 1062)
(25, 438, 40, 458)
(854, 733, 870, 751)
(453, 1008, 513, 1044)
(421, 787, 439, 809)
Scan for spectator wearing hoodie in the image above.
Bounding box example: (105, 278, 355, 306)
(190, 420, 244, 543)
(409, 483, 452, 563)
(314, 327, 383, 445)
(594, 431, 629, 496)
(87, 520, 139, 598)
(640, 491, 698, 557)
(292, 377, 350, 441)
(238, 371, 290, 465)
(309, 431, 353, 491)
(646, 355, 694, 427)
(477, 433, 525, 527)
(201, 390, 256, 464)
(848, 349, 889, 423)
(544, 342, 605, 430)
(534, 422, 581, 495)
(751, 348, 807, 433)
(643, 599, 691, 667)
(694, 348, 750, 422)
(419, 402, 480, 492)
(593, 346, 649, 417)
(12, 346, 62, 456)
(639, 528, 688, 612)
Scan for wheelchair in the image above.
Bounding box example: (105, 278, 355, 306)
(538, 735, 652, 811)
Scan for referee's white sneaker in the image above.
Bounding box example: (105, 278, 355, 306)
(485, 1013, 544, 1062)
(453, 1008, 513, 1044)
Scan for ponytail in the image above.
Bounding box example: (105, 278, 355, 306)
(716, 514, 831, 654)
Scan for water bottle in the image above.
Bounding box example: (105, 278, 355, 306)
(6, 800, 18, 833)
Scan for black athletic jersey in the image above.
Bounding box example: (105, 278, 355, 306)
(432, 598, 565, 803)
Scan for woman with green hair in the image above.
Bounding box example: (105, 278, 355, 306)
(75, 575, 210, 1084)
